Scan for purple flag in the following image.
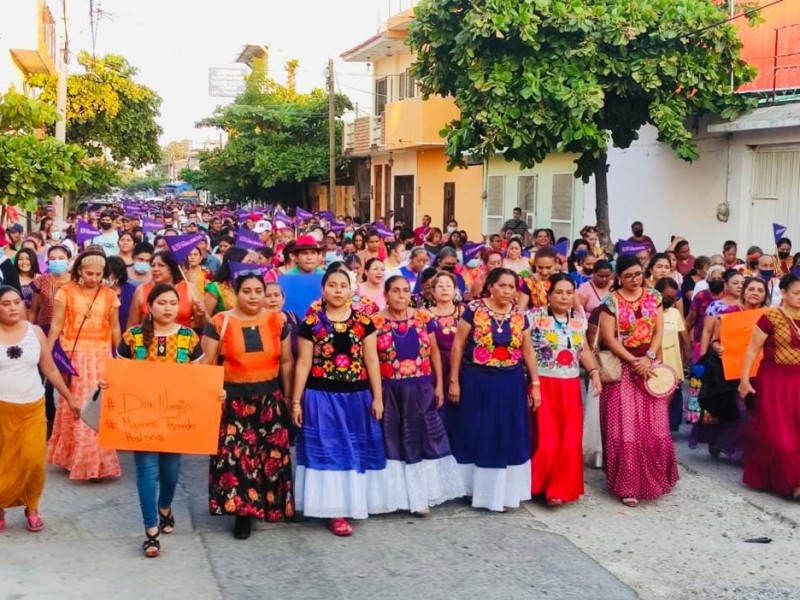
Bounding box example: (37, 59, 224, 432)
(235, 230, 263, 251)
(164, 233, 205, 263)
(142, 217, 161, 233)
(373, 222, 394, 239)
(426, 249, 438, 265)
(330, 221, 346, 233)
(554, 240, 570, 258)
(52, 340, 78, 377)
(229, 262, 273, 283)
(317, 210, 335, 220)
(616, 239, 649, 255)
(295, 207, 312, 220)
(773, 223, 788, 245)
(76, 218, 101, 245)
(274, 213, 294, 228)
(461, 242, 485, 264)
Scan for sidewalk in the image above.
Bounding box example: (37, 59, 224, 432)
(2, 454, 637, 600)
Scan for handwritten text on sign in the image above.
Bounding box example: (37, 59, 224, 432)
(98, 359, 224, 454)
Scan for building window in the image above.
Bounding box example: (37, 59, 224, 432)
(487, 175, 505, 235)
(374, 78, 388, 116)
(399, 68, 417, 100)
(551, 174, 574, 241)
(517, 175, 537, 229)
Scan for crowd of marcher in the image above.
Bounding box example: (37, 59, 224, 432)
(1, 201, 799, 557)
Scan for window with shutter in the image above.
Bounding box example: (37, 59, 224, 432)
(487, 175, 505, 234)
(517, 175, 537, 229)
(551, 174, 574, 241)
(374, 78, 387, 116)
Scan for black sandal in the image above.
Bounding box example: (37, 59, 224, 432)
(158, 508, 175, 534)
(142, 530, 161, 558)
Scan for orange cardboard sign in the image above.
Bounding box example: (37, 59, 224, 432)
(98, 359, 223, 454)
(720, 309, 765, 381)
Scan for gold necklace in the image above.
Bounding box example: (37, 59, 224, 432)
(486, 299, 511, 333)
(77, 285, 98, 319)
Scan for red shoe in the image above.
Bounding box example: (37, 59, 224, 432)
(25, 510, 44, 532)
(328, 518, 353, 537)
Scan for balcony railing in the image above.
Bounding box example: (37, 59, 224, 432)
(343, 115, 384, 156)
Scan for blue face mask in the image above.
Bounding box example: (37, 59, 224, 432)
(466, 258, 481, 268)
(325, 250, 340, 265)
(759, 269, 775, 281)
(343, 232, 354, 240)
(48, 259, 69, 275)
(133, 261, 152, 274)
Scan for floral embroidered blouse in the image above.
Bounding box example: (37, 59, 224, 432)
(298, 309, 376, 391)
(530, 308, 587, 379)
(118, 325, 202, 364)
(601, 289, 662, 352)
(520, 276, 549, 310)
(461, 299, 529, 370)
(373, 310, 435, 381)
(306, 294, 378, 317)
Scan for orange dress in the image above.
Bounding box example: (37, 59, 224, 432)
(138, 280, 195, 329)
(46, 282, 121, 480)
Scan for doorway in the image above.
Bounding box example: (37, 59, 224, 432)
(443, 182, 455, 226)
(393, 175, 415, 226)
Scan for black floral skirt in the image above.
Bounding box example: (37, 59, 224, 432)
(209, 384, 295, 521)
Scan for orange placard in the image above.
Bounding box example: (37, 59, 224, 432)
(720, 309, 765, 381)
(98, 359, 223, 454)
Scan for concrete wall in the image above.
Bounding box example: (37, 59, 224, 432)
(582, 123, 800, 257)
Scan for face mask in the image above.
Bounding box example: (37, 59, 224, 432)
(49, 259, 69, 275)
(748, 260, 759, 270)
(446, 226, 456, 233)
(662, 298, 675, 309)
(325, 251, 339, 265)
(758, 269, 775, 281)
(133, 261, 151, 274)
(442, 264, 456, 273)
(708, 280, 724, 295)
(343, 232, 354, 240)
(51, 231, 62, 241)
(583, 268, 594, 275)
(778, 251, 791, 259)
(632, 229, 644, 237)
(100, 222, 112, 231)
(104, 278, 115, 287)
(467, 258, 481, 268)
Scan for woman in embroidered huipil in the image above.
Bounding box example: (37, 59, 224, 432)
(112, 284, 206, 557)
(448, 267, 541, 512)
(292, 266, 391, 537)
(202, 274, 295, 541)
(740, 274, 800, 498)
(373, 276, 464, 515)
(429, 271, 463, 436)
(530, 274, 602, 505)
(598, 254, 678, 507)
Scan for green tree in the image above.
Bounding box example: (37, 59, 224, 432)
(183, 60, 352, 203)
(29, 52, 163, 168)
(408, 0, 760, 247)
(119, 173, 168, 194)
(0, 91, 88, 211)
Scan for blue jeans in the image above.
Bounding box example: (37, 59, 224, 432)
(133, 452, 182, 530)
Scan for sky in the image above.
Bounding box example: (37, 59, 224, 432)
(59, 0, 419, 145)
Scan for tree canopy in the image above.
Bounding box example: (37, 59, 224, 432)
(29, 52, 163, 169)
(408, 0, 760, 246)
(0, 91, 89, 211)
(183, 59, 352, 203)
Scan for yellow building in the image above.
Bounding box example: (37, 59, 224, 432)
(0, 0, 57, 93)
(341, 8, 484, 238)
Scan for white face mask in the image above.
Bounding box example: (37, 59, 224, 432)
(446, 226, 456, 233)
(51, 231, 62, 240)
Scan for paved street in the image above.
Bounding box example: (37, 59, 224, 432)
(3, 426, 799, 600)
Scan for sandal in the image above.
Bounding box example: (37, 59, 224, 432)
(328, 518, 353, 537)
(158, 508, 175, 534)
(25, 509, 44, 532)
(621, 498, 639, 508)
(142, 529, 161, 558)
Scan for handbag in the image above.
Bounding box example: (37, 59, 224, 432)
(80, 387, 102, 432)
(593, 296, 622, 383)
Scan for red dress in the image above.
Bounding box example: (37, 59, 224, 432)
(743, 309, 800, 496)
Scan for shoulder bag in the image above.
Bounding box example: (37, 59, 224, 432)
(593, 295, 623, 383)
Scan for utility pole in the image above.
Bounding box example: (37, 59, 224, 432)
(54, 0, 70, 227)
(327, 58, 336, 212)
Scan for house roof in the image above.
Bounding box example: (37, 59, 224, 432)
(707, 102, 800, 133)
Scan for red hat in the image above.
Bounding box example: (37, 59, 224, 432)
(249, 213, 261, 221)
(291, 235, 321, 252)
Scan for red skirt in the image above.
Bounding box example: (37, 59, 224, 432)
(600, 363, 679, 500)
(743, 362, 800, 496)
(531, 376, 584, 502)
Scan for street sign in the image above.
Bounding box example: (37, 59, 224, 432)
(208, 67, 248, 98)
